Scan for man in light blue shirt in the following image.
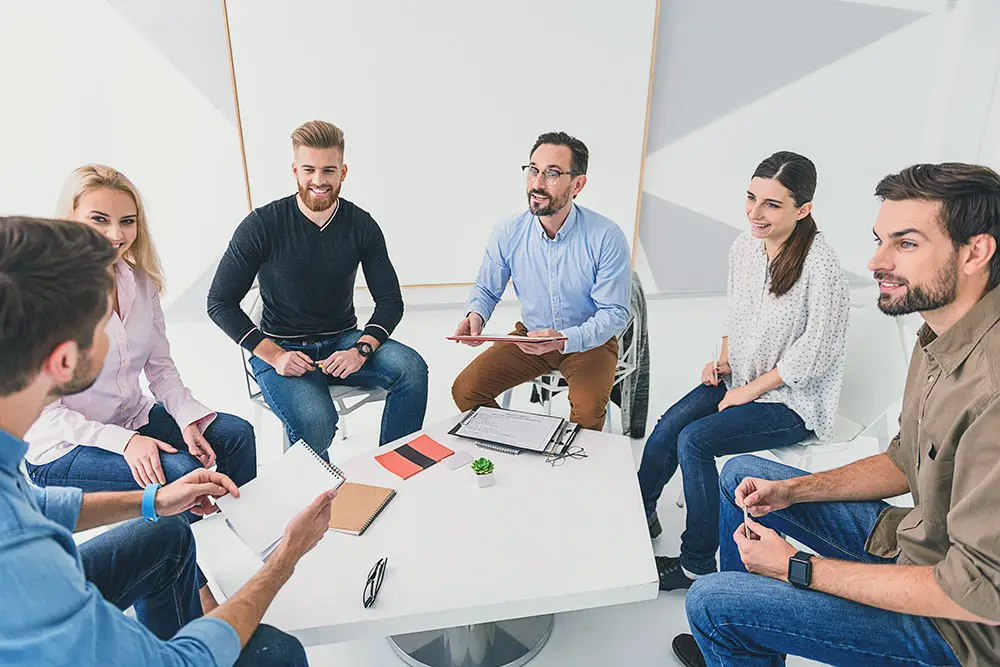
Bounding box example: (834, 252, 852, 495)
(452, 132, 631, 429)
(0, 216, 336, 666)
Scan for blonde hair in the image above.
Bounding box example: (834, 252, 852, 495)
(291, 120, 345, 153)
(56, 164, 165, 293)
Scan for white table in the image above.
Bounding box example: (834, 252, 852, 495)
(192, 414, 658, 667)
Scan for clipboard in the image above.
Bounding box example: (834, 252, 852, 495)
(449, 406, 582, 456)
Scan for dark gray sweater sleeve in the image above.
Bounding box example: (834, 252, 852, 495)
(207, 213, 267, 352)
(359, 218, 404, 344)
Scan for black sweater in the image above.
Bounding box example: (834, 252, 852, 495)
(207, 196, 404, 352)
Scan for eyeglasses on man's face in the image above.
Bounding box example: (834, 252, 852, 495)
(521, 165, 582, 186)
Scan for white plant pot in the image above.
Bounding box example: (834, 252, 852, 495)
(476, 472, 494, 488)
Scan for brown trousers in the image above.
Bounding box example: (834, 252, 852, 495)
(451, 322, 618, 430)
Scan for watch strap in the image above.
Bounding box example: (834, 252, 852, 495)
(142, 483, 161, 522)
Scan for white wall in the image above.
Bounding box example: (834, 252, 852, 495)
(0, 0, 246, 310)
(635, 0, 1000, 296)
(225, 0, 657, 287)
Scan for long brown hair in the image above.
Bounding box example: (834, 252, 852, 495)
(753, 151, 819, 297)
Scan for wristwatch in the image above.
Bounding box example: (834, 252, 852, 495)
(353, 341, 374, 358)
(788, 550, 814, 589)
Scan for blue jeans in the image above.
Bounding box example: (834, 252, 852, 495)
(637, 383, 811, 574)
(27, 404, 257, 491)
(81, 516, 307, 665)
(28, 404, 256, 588)
(250, 330, 428, 454)
(684, 455, 959, 667)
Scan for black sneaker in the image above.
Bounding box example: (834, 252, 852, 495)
(656, 555, 695, 591)
(648, 510, 662, 538)
(672, 634, 706, 667)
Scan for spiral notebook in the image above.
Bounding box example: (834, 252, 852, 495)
(328, 482, 396, 535)
(216, 440, 346, 560)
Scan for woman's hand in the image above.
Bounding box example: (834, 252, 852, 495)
(123, 435, 177, 486)
(718, 385, 758, 411)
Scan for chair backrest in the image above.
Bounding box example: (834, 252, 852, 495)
(836, 305, 909, 431)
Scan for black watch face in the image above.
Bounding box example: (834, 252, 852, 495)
(789, 558, 810, 584)
(357, 342, 372, 356)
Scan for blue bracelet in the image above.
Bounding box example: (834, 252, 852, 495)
(142, 483, 161, 522)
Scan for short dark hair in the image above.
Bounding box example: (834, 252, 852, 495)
(0, 217, 116, 396)
(530, 132, 589, 175)
(875, 163, 1000, 291)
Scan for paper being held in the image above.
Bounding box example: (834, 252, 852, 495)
(447, 334, 567, 344)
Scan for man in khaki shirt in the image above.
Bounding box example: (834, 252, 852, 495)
(671, 163, 1000, 667)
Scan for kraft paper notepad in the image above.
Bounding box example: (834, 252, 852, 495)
(328, 482, 397, 536)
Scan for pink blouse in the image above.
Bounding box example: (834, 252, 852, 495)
(25, 261, 215, 465)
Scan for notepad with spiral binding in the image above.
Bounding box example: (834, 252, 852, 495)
(328, 482, 397, 536)
(216, 440, 347, 560)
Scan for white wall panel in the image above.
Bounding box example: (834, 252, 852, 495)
(0, 0, 246, 308)
(226, 0, 657, 286)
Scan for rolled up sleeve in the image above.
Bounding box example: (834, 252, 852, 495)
(33, 485, 83, 532)
(933, 396, 1000, 621)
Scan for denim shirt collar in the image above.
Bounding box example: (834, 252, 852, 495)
(0, 428, 29, 473)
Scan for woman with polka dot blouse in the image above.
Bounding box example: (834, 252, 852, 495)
(639, 151, 850, 592)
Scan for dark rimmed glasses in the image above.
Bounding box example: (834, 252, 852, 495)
(545, 445, 587, 467)
(363, 556, 387, 608)
(521, 165, 583, 185)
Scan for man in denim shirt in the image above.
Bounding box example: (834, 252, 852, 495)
(452, 132, 631, 430)
(0, 217, 335, 666)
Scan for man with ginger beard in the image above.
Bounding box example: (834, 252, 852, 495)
(209, 121, 427, 458)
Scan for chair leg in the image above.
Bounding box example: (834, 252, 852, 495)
(335, 398, 347, 440)
(501, 389, 512, 410)
(282, 430, 291, 453)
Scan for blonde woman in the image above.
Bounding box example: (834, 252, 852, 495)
(25, 165, 257, 499)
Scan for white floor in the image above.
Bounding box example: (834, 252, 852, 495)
(167, 292, 887, 667)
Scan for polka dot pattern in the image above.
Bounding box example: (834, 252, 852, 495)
(722, 232, 850, 442)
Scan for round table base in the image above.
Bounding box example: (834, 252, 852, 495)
(388, 615, 554, 667)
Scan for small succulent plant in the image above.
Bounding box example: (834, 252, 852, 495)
(471, 457, 494, 475)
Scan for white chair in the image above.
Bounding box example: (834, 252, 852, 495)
(240, 285, 386, 452)
(499, 315, 639, 433)
(676, 305, 910, 508)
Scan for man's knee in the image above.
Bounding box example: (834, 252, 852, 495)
(452, 365, 489, 410)
(296, 410, 338, 455)
(719, 455, 802, 502)
(243, 624, 308, 667)
(570, 391, 609, 431)
(379, 341, 428, 388)
(685, 572, 749, 637)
